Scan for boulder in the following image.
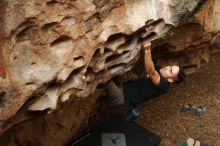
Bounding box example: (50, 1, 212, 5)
(1, 0, 220, 145)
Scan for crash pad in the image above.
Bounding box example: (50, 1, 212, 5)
(66, 116, 161, 146)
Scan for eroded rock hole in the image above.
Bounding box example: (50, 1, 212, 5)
(151, 19, 164, 26)
(92, 49, 102, 59)
(106, 33, 125, 42)
(41, 22, 59, 30)
(85, 66, 94, 74)
(108, 63, 127, 74)
(106, 53, 123, 62)
(103, 48, 112, 54)
(72, 66, 85, 74)
(51, 36, 72, 47)
(0, 91, 6, 107)
(12, 56, 17, 61)
(143, 32, 157, 40)
(66, 66, 86, 81)
(74, 56, 84, 61)
(31, 62, 36, 66)
(46, 0, 64, 5)
(85, 67, 95, 82)
(96, 69, 106, 77)
(93, 0, 108, 8)
(73, 56, 85, 69)
(16, 26, 36, 42)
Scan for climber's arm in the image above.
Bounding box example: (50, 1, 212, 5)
(143, 41, 160, 86)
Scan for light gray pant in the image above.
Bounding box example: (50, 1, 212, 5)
(104, 80, 124, 105)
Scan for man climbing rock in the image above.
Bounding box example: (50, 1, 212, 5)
(104, 41, 185, 121)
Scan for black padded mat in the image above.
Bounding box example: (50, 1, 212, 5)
(66, 116, 161, 146)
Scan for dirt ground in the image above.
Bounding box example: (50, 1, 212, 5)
(89, 52, 220, 146)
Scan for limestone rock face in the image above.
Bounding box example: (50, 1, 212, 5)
(0, 0, 219, 145)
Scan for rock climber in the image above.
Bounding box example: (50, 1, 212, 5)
(103, 40, 185, 121)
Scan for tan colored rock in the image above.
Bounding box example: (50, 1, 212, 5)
(1, 0, 219, 145)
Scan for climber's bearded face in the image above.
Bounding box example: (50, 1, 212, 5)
(160, 65, 180, 83)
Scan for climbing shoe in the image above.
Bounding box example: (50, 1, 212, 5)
(126, 107, 140, 122)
